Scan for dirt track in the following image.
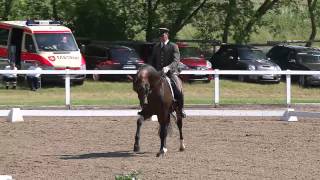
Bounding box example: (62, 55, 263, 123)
(0, 116, 319, 180)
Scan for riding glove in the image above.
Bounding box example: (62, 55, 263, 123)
(162, 66, 170, 73)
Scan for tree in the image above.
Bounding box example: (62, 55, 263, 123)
(51, 0, 58, 20)
(145, 0, 161, 41)
(161, 0, 208, 40)
(9, 0, 51, 20)
(71, 0, 147, 40)
(143, 0, 208, 41)
(0, 0, 14, 20)
(192, 1, 226, 41)
(234, 0, 280, 43)
(306, 0, 318, 47)
(222, 0, 236, 43)
(194, 0, 290, 43)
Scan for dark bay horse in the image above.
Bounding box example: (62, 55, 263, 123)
(132, 64, 185, 157)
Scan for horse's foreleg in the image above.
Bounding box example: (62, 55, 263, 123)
(133, 116, 144, 152)
(157, 122, 168, 157)
(177, 114, 185, 151)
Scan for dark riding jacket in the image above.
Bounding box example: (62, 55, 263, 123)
(148, 41, 180, 74)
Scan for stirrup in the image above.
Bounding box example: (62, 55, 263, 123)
(177, 109, 186, 118)
(181, 110, 186, 118)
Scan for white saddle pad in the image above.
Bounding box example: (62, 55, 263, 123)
(165, 76, 175, 99)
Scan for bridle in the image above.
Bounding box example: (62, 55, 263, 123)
(134, 68, 164, 105)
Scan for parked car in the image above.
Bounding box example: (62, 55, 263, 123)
(110, 41, 155, 63)
(84, 44, 144, 81)
(210, 44, 281, 83)
(267, 45, 320, 87)
(177, 42, 213, 83)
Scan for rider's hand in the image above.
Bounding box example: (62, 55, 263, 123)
(162, 66, 170, 73)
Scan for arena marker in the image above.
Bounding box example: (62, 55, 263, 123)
(281, 108, 298, 122)
(7, 108, 24, 123)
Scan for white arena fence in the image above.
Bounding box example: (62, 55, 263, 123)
(0, 69, 320, 122)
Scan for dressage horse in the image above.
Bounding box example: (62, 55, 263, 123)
(132, 64, 185, 157)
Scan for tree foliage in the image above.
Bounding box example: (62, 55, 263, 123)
(306, 0, 318, 47)
(0, 0, 319, 45)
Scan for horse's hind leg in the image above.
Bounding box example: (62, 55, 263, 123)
(133, 115, 145, 152)
(176, 112, 185, 151)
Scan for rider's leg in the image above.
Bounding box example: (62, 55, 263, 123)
(170, 74, 186, 118)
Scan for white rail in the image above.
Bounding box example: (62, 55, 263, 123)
(0, 108, 299, 122)
(0, 69, 319, 107)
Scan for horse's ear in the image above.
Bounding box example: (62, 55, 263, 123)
(127, 75, 134, 81)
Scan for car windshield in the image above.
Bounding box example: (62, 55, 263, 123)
(180, 47, 201, 59)
(239, 48, 267, 60)
(297, 53, 320, 63)
(110, 48, 140, 62)
(35, 33, 78, 51)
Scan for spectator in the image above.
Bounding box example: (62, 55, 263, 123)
(27, 62, 42, 91)
(3, 63, 17, 89)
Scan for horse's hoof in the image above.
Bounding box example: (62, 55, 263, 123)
(156, 148, 167, 157)
(133, 146, 140, 152)
(179, 140, 185, 151)
(156, 151, 166, 157)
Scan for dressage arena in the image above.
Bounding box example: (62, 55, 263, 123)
(0, 106, 320, 179)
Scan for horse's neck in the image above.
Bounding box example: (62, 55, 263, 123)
(148, 73, 162, 88)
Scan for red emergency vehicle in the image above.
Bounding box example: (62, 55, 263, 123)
(0, 20, 86, 84)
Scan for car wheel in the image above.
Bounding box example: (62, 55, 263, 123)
(299, 76, 308, 87)
(92, 68, 100, 81)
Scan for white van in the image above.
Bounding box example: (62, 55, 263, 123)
(0, 20, 86, 84)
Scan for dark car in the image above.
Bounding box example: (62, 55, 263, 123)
(84, 44, 144, 81)
(113, 41, 155, 63)
(210, 44, 281, 83)
(177, 42, 213, 83)
(267, 45, 320, 86)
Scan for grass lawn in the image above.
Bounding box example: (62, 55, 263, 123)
(0, 79, 320, 107)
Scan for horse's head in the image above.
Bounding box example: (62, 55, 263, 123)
(133, 64, 162, 108)
(133, 66, 152, 106)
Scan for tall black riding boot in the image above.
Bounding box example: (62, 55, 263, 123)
(171, 81, 186, 118)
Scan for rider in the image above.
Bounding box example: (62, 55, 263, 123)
(139, 27, 186, 118)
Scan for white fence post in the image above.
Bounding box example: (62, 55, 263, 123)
(286, 70, 291, 106)
(65, 69, 71, 109)
(214, 69, 219, 106)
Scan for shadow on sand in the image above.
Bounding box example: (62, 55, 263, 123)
(59, 150, 148, 160)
